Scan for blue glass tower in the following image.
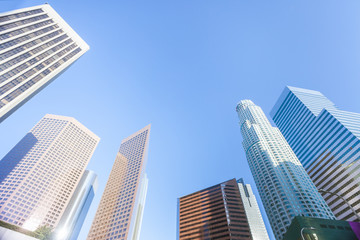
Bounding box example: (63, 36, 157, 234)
(236, 100, 334, 240)
(271, 86, 360, 221)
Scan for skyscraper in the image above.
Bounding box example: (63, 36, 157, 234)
(0, 4, 89, 123)
(0, 114, 100, 231)
(55, 170, 98, 240)
(237, 179, 270, 240)
(271, 86, 360, 221)
(236, 100, 334, 240)
(87, 125, 151, 240)
(177, 178, 269, 240)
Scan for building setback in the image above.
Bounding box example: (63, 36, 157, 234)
(178, 178, 269, 240)
(236, 100, 335, 240)
(271, 86, 360, 221)
(0, 4, 89, 123)
(0, 114, 100, 231)
(87, 125, 151, 240)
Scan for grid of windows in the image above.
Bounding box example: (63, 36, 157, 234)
(87, 126, 150, 240)
(236, 100, 335, 240)
(0, 114, 100, 231)
(0, 19, 55, 41)
(237, 179, 270, 240)
(0, 9, 44, 23)
(271, 86, 360, 222)
(179, 179, 262, 240)
(0, 4, 89, 123)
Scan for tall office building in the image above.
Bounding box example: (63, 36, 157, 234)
(87, 125, 151, 240)
(0, 114, 99, 231)
(178, 178, 269, 240)
(0, 4, 89, 123)
(236, 100, 334, 240)
(55, 170, 98, 240)
(237, 179, 270, 240)
(271, 86, 360, 221)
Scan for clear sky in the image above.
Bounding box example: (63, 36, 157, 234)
(1, 0, 360, 239)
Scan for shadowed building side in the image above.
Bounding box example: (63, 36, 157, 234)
(0, 133, 37, 183)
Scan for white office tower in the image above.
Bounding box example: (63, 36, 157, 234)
(236, 100, 334, 240)
(237, 179, 270, 240)
(0, 114, 99, 231)
(0, 4, 89, 122)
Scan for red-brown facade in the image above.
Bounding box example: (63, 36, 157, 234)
(178, 178, 253, 240)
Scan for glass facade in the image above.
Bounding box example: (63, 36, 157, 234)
(54, 170, 98, 240)
(0, 4, 89, 122)
(237, 179, 270, 240)
(236, 100, 334, 240)
(87, 125, 151, 240)
(271, 86, 360, 221)
(0, 114, 100, 231)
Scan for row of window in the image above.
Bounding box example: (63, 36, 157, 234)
(0, 29, 64, 61)
(0, 9, 43, 23)
(0, 37, 72, 86)
(1, 47, 81, 104)
(0, 43, 77, 97)
(0, 14, 48, 32)
(0, 19, 54, 41)
(0, 23, 57, 51)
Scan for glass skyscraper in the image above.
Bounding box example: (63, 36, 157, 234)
(271, 86, 360, 221)
(178, 178, 269, 240)
(0, 4, 89, 123)
(87, 125, 151, 240)
(55, 170, 98, 240)
(0, 114, 100, 231)
(237, 179, 270, 240)
(236, 100, 334, 240)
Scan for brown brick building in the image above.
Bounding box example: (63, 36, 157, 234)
(178, 178, 268, 240)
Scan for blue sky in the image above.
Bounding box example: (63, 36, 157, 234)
(1, 0, 360, 239)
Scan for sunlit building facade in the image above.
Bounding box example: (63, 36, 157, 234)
(0, 4, 89, 123)
(0, 114, 100, 231)
(271, 86, 360, 221)
(55, 170, 98, 240)
(236, 100, 334, 240)
(237, 179, 270, 240)
(87, 125, 151, 240)
(178, 178, 269, 240)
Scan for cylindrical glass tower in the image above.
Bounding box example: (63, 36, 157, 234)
(236, 100, 334, 240)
